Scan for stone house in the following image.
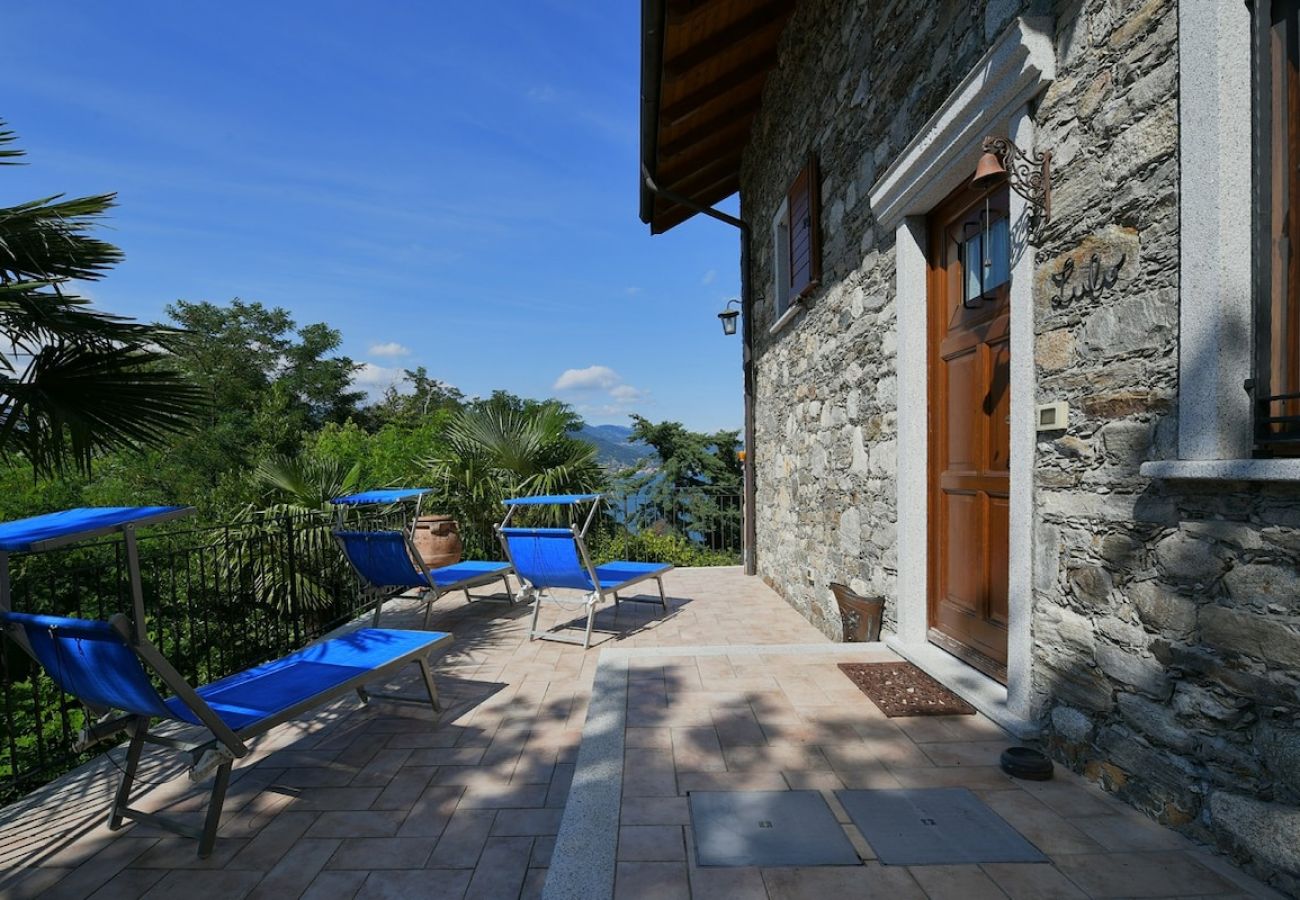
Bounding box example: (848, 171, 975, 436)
(639, 0, 1300, 890)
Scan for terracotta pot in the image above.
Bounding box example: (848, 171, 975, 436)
(411, 515, 463, 569)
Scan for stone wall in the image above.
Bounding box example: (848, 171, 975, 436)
(740, 0, 1300, 890)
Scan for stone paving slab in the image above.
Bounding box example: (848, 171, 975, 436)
(0, 567, 1284, 900)
(546, 640, 1286, 900)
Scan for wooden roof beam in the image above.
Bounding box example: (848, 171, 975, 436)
(658, 102, 758, 160)
(659, 151, 745, 197)
(662, 0, 791, 81)
(660, 49, 774, 127)
(653, 175, 741, 233)
(665, 0, 713, 23)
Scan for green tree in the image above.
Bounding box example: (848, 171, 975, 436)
(362, 366, 463, 427)
(619, 416, 743, 553)
(146, 299, 363, 512)
(0, 121, 202, 474)
(626, 416, 742, 493)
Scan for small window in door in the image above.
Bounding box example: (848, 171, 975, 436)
(960, 207, 1011, 308)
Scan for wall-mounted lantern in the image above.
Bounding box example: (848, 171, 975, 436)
(973, 136, 1052, 240)
(718, 298, 741, 336)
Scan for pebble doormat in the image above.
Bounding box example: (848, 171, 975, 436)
(838, 661, 976, 717)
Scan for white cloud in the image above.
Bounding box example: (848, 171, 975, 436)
(553, 365, 620, 391)
(553, 365, 649, 417)
(701, 269, 717, 285)
(368, 341, 410, 358)
(625, 286, 642, 296)
(609, 384, 645, 401)
(352, 362, 406, 395)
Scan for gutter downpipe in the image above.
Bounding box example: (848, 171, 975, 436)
(641, 166, 758, 577)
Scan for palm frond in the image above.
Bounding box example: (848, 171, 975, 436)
(0, 343, 204, 474)
(0, 121, 24, 166)
(0, 193, 122, 283)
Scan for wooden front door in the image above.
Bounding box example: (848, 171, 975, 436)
(926, 180, 1012, 684)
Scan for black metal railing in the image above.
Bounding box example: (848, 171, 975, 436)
(0, 506, 406, 804)
(595, 487, 743, 566)
(0, 490, 743, 803)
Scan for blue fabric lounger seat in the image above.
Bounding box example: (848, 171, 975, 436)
(162, 628, 448, 731)
(497, 526, 673, 649)
(334, 530, 515, 628)
(0, 610, 451, 857)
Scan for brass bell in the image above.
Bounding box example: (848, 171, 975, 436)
(972, 149, 1006, 188)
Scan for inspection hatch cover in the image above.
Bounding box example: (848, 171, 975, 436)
(689, 790, 860, 867)
(836, 788, 1047, 865)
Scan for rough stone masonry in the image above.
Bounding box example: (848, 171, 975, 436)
(738, 0, 1300, 891)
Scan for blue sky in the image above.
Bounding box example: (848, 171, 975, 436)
(3, 2, 743, 433)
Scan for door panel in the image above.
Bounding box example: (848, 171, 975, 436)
(927, 181, 1012, 684)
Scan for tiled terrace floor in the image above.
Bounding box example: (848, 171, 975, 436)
(0, 568, 1281, 899)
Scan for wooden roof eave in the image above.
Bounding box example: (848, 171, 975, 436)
(639, 0, 669, 226)
(639, 0, 796, 233)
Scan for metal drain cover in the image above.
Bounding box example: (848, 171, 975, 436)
(689, 790, 860, 867)
(836, 788, 1047, 865)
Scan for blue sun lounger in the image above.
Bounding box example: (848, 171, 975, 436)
(0, 507, 454, 858)
(495, 494, 672, 649)
(334, 530, 515, 628)
(330, 488, 516, 627)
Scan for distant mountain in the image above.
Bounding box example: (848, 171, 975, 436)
(574, 423, 655, 469)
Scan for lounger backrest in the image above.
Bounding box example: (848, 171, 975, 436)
(499, 527, 593, 591)
(0, 611, 171, 719)
(334, 530, 428, 590)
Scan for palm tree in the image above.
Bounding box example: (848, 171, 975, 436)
(0, 121, 202, 474)
(425, 401, 606, 557)
(216, 453, 363, 617)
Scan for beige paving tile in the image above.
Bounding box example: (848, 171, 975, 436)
(4, 867, 72, 899)
(1052, 850, 1237, 897)
(490, 808, 564, 837)
(920, 740, 1013, 768)
(84, 868, 167, 900)
(907, 863, 1010, 899)
(304, 810, 405, 839)
(140, 869, 264, 899)
(1068, 811, 1195, 851)
(463, 836, 532, 899)
(617, 826, 685, 861)
(675, 771, 788, 794)
(227, 811, 319, 872)
(723, 743, 831, 772)
(979, 791, 1105, 856)
(892, 766, 1017, 790)
(396, 785, 463, 838)
(355, 868, 472, 899)
(625, 727, 672, 749)
(300, 869, 367, 899)
(980, 862, 1088, 899)
(620, 796, 691, 826)
(458, 782, 549, 809)
(761, 863, 927, 899)
(245, 838, 342, 900)
(622, 748, 677, 798)
(670, 726, 727, 772)
(426, 809, 495, 869)
(614, 860, 690, 899)
(326, 837, 436, 870)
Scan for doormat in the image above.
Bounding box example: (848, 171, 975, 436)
(837, 662, 976, 717)
(836, 788, 1046, 865)
(689, 790, 860, 867)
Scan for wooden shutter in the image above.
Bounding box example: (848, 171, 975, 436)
(787, 155, 822, 299)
